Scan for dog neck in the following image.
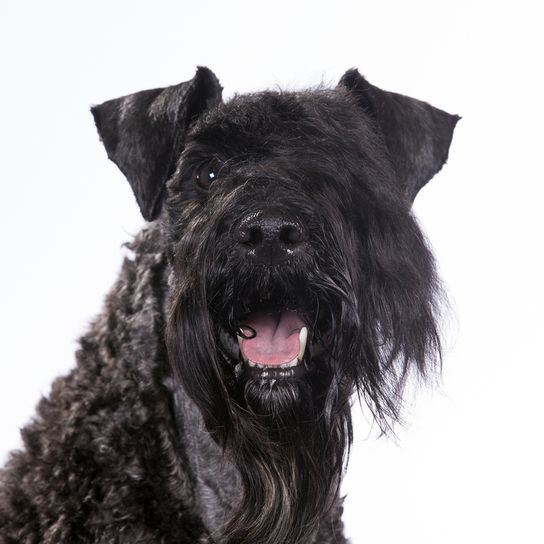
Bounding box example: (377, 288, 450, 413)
(172, 384, 243, 537)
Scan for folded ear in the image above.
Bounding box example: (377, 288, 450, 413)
(91, 67, 222, 221)
(339, 69, 459, 201)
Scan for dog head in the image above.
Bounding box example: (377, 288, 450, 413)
(92, 67, 458, 544)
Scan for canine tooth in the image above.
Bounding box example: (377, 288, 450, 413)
(298, 327, 308, 361)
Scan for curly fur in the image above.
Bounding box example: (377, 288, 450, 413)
(0, 67, 458, 544)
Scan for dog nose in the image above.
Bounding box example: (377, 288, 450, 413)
(234, 210, 308, 265)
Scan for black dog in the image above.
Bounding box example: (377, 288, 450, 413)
(0, 67, 458, 544)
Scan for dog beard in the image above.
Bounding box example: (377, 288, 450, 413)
(166, 281, 352, 544)
(223, 375, 350, 544)
(165, 239, 355, 543)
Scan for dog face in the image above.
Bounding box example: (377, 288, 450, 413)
(165, 87, 432, 419)
(92, 67, 458, 544)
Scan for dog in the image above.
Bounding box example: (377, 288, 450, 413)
(0, 67, 458, 544)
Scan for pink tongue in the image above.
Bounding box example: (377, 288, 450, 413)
(240, 310, 305, 366)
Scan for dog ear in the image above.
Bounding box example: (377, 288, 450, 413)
(91, 67, 223, 221)
(339, 69, 459, 201)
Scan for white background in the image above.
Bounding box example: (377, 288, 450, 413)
(1, 1, 543, 542)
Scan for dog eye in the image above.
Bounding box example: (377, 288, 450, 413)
(195, 162, 219, 189)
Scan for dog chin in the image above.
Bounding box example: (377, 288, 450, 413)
(242, 376, 315, 419)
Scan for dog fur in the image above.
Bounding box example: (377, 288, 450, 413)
(0, 67, 458, 543)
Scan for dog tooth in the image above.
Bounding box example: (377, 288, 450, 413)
(246, 358, 302, 370)
(298, 327, 308, 361)
(288, 357, 299, 368)
(278, 357, 299, 369)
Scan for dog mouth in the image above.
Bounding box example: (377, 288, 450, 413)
(217, 300, 317, 380)
(212, 276, 330, 379)
(237, 310, 308, 370)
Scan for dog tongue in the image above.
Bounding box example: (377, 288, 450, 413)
(240, 310, 305, 366)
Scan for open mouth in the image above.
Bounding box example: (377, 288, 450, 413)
(212, 279, 328, 381)
(224, 308, 311, 380)
(238, 310, 308, 369)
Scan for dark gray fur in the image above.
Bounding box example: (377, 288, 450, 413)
(0, 67, 458, 543)
(0, 224, 344, 542)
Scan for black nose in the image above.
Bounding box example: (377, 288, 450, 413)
(234, 210, 308, 265)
